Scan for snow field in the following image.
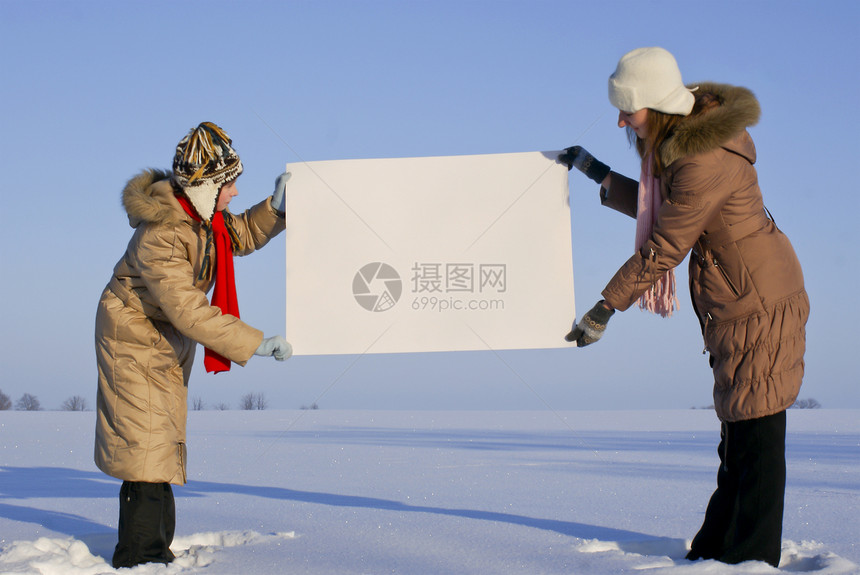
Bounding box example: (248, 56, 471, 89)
(1, 409, 857, 574)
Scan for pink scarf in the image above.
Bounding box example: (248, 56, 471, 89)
(635, 155, 679, 317)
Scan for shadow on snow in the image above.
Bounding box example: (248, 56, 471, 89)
(1, 465, 654, 545)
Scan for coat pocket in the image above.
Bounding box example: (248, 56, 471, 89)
(713, 257, 741, 297)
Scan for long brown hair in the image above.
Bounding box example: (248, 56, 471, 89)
(627, 91, 721, 176)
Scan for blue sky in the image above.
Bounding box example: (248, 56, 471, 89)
(1, 0, 857, 411)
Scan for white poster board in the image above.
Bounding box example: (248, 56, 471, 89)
(285, 151, 575, 355)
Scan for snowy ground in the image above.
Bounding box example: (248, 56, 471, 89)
(0, 409, 857, 574)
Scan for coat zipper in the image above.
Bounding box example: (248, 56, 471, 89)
(179, 442, 187, 484)
(713, 258, 740, 297)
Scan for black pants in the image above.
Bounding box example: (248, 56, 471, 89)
(112, 481, 176, 568)
(687, 410, 786, 567)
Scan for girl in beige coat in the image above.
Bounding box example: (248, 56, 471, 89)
(95, 122, 291, 568)
(561, 48, 808, 567)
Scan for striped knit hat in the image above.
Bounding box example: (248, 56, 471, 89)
(172, 122, 243, 222)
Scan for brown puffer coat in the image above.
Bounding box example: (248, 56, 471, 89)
(95, 169, 286, 484)
(599, 83, 808, 422)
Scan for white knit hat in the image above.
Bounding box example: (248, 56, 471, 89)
(608, 47, 696, 116)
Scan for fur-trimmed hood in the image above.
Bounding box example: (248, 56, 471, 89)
(661, 82, 761, 167)
(121, 169, 188, 229)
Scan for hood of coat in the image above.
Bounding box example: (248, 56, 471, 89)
(122, 169, 189, 229)
(661, 82, 761, 167)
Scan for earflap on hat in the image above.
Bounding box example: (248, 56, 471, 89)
(172, 122, 243, 222)
(181, 178, 224, 223)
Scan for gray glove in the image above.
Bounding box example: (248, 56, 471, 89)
(255, 335, 293, 361)
(558, 146, 611, 185)
(271, 172, 290, 215)
(565, 301, 615, 347)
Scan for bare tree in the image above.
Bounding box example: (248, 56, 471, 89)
(15, 393, 41, 411)
(792, 398, 822, 409)
(60, 395, 88, 411)
(240, 392, 268, 410)
(214, 402, 230, 411)
(0, 389, 11, 411)
(301, 402, 320, 410)
(191, 396, 205, 411)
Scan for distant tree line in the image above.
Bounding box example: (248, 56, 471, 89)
(692, 398, 823, 410)
(790, 398, 822, 409)
(0, 389, 285, 411)
(0, 390, 91, 411)
(3, 387, 825, 412)
(190, 394, 321, 411)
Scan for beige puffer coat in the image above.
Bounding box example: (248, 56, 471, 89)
(599, 83, 808, 422)
(94, 169, 286, 484)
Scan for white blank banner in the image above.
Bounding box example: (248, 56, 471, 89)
(285, 151, 575, 355)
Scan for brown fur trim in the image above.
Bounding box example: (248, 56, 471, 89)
(660, 83, 761, 167)
(121, 169, 185, 227)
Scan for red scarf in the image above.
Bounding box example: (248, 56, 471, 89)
(176, 195, 239, 373)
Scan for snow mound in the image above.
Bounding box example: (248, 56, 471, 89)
(573, 538, 859, 574)
(0, 531, 296, 574)
(779, 541, 860, 574)
(1, 533, 856, 574)
(0, 537, 108, 575)
(577, 536, 689, 558)
(173, 529, 296, 550)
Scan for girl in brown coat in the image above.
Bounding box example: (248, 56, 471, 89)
(95, 122, 292, 568)
(560, 48, 808, 567)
